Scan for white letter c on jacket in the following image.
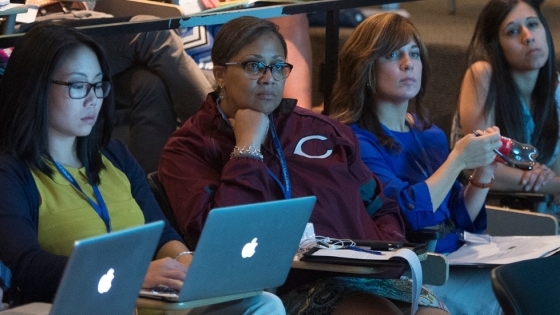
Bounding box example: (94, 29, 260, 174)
(294, 135, 333, 159)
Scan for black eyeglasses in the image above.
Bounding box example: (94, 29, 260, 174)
(224, 61, 293, 81)
(50, 80, 112, 99)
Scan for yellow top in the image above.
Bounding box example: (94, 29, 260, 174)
(31, 156, 145, 256)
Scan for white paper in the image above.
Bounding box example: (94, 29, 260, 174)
(16, 5, 37, 24)
(447, 234, 560, 265)
(178, 0, 203, 15)
(310, 248, 391, 259)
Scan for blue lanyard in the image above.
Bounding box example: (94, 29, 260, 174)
(53, 160, 112, 232)
(268, 113, 291, 199)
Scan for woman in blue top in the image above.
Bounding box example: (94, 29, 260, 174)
(329, 13, 505, 315)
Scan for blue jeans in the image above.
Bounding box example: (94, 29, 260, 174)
(426, 267, 502, 315)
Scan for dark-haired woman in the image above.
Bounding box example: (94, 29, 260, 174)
(451, 0, 560, 201)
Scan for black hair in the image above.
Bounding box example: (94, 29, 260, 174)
(467, 0, 558, 163)
(0, 22, 114, 184)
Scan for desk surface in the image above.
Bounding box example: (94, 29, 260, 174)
(0, 0, 409, 45)
(0, 4, 27, 16)
(292, 252, 449, 286)
(136, 290, 261, 310)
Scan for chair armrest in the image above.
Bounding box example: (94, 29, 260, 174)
(402, 253, 449, 286)
(485, 205, 558, 236)
(486, 191, 552, 213)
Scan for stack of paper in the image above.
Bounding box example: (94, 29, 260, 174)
(447, 232, 560, 265)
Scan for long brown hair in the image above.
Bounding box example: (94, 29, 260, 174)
(329, 13, 430, 152)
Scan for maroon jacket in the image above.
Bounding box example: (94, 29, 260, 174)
(159, 93, 406, 247)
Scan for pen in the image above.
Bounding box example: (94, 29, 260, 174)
(472, 130, 517, 168)
(346, 245, 384, 255)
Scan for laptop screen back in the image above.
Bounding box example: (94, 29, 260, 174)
(49, 221, 164, 315)
(177, 196, 316, 301)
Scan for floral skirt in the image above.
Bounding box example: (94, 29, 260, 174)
(280, 277, 448, 315)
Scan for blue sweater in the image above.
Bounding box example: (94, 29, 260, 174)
(0, 140, 182, 304)
(351, 121, 487, 254)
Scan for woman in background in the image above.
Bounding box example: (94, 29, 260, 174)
(330, 13, 504, 315)
(451, 0, 560, 201)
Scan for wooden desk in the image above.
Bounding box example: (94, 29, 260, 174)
(0, 0, 415, 111)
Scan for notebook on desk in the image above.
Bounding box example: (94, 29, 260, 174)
(3, 221, 164, 315)
(140, 196, 316, 302)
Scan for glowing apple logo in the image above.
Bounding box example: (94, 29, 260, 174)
(97, 268, 115, 294)
(241, 238, 258, 258)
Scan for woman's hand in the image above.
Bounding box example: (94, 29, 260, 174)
(451, 126, 502, 170)
(519, 163, 556, 192)
(230, 108, 270, 147)
(142, 257, 188, 290)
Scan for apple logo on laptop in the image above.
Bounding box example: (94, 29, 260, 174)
(97, 268, 115, 294)
(241, 238, 258, 258)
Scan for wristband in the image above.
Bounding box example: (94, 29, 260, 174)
(230, 145, 264, 161)
(468, 175, 494, 189)
(174, 251, 193, 261)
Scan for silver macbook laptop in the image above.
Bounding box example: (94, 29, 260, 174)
(3, 221, 164, 315)
(140, 196, 316, 302)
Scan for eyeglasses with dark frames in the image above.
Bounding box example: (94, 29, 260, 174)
(224, 61, 293, 81)
(50, 80, 112, 99)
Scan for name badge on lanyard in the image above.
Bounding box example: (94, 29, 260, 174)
(53, 160, 112, 232)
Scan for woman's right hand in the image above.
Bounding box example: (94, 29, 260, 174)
(142, 257, 188, 290)
(229, 108, 270, 147)
(451, 126, 502, 170)
(519, 163, 556, 192)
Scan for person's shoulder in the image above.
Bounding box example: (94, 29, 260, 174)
(467, 61, 492, 81)
(348, 122, 376, 140)
(0, 153, 28, 174)
(291, 106, 363, 143)
(292, 105, 353, 133)
(104, 139, 129, 157)
(103, 139, 135, 170)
